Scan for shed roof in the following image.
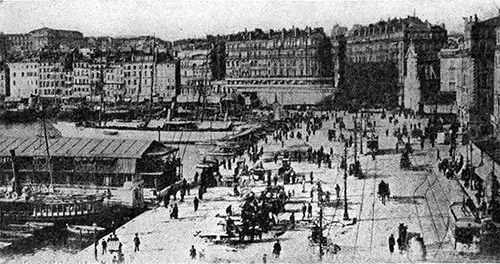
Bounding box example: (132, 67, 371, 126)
(0, 137, 177, 159)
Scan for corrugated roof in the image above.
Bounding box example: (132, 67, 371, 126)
(0, 137, 177, 159)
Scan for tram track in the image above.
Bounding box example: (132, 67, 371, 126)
(351, 164, 367, 258)
(368, 157, 378, 252)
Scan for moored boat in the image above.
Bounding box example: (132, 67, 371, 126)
(103, 130, 119, 135)
(66, 223, 106, 236)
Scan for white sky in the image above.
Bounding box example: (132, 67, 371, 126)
(1, 0, 500, 40)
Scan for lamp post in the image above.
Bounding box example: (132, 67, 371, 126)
(360, 111, 363, 154)
(343, 140, 349, 220)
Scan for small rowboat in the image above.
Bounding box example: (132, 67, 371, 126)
(66, 223, 106, 235)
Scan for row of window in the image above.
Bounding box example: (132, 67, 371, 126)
(227, 39, 314, 50)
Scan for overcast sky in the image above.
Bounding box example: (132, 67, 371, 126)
(1, 0, 500, 40)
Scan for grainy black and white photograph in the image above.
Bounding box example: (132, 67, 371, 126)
(0, 0, 499, 263)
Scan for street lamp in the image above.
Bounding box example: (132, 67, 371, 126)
(343, 140, 349, 220)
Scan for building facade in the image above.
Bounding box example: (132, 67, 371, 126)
(0, 65, 6, 97)
(224, 27, 334, 105)
(463, 15, 499, 137)
(494, 26, 500, 137)
(7, 61, 39, 99)
(155, 61, 179, 101)
(38, 60, 66, 97)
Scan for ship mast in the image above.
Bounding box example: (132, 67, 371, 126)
(40, 107, 54, 193)
(148, 36, 157, 123)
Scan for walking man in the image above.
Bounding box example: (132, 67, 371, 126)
(134, 233, 140, 252)
(289, 212, 295, 229)
(273, 239, 281, 258)
(335, 184, 341, 201)
(94, 241, 98, 260)
(307, 203, 313, 218)
(194, 197, 199, 212)
(388, 234, 395, 254)
(190, 245, 197, 259)
(101, 239, 107, 255)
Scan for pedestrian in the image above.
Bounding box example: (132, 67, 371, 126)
(94, 241, 98, 260)
(273, 174, 278, 186)
(172, 203, 179, 219)
(273, 239, 281, 258)
(194, 197, 199, 212)
(194, 172, 199, 184)
(301, 176, 306, 193)
(290, 212, 295, 229)
(101, 239, 107, 255)
(436, 149, 440, 161)
(133, 233, 140, 252)
(302, 203, 306, 219)
(190, 245, 197, 259)
(310, 171, 314, 184)
(389, 234, 395, 254)
(335, 184, 341, 200)
(310, 188, 314, 201)
(307, 203, 313, 218)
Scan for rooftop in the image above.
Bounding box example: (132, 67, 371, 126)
(0, 137, 177, 159)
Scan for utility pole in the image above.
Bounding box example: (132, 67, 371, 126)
(343, 140, 349, 220)
(354, 111, 358, 163)
(360, 111, 363, 154)
(319, 207, 324, 260)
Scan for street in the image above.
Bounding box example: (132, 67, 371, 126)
(73, 111, 489, 263)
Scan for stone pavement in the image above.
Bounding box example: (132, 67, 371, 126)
(74, 111, 490, 263)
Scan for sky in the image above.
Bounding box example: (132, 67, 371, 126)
(1, 0, 500, 41)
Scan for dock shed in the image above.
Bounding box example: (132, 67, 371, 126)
(0, 137, 179, 191)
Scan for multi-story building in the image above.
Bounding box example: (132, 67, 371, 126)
(343, 16, 447, 107)
(71, 61, 92, 98)
(7, 61, 39, 99)
(38, 60, 66, 97)
(123, 54, 154, 102)
(224, 26, 334, 105)
(494, 26, 500, 137)
(0, 33, 8, 62)
(155, 61, 179, 101)
(0, 66, 6, 96)
(103, 64, 124, 102)
(462, 15, 498, 137)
